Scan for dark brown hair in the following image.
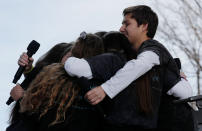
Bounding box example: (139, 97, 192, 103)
(19, 33, 104, 126)
(71, 33, 104, 58)
(9, 42, 73, 124)
(35, 42, 73, 68)
(135, 71, 153, 115)
(123, 5, 158, 38)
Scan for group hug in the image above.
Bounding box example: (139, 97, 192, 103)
(6, 5, 195, 131)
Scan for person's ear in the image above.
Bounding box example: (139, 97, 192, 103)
(141, 23, 148, 32)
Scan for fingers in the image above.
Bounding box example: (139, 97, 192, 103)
(29, 57, 34, 63)
(18, 53, 34, 73)
(84, 86, 106, 105)
(18, 52, 29, 66)
(25, 57, 34, 71)
(86, 91, 101, 105)
(180, 72, 187, 81)
(85, 89, 97, 100)
(91, 97, 103, 105)
(88, 96, 99, 105)
(10, 84, 24, 101)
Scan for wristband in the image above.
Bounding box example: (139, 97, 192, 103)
(24, 65, 34, 74)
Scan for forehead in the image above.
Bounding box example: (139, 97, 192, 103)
(122, 13, 135, 24)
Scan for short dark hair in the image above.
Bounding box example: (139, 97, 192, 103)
(123, 5, 158, 38)
(103, 31, 137, 60)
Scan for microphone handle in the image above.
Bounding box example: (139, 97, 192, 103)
(6, 82, 23, 105)
(6, 82, 24, 105)
(12, 66, 25, 84)
(12, 49, 34, 84)
(7, 66, 25, 105)
(7, 40, 40, 105)
(6, 97, 14, 105)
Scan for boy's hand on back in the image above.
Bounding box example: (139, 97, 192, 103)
(85, 86, 106, 105)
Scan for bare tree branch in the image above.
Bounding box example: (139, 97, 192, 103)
(154, 0, 202, 94)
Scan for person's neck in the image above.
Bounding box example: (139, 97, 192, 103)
(133, 36, 150, 51)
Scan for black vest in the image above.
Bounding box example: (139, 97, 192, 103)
(138, 39, 181, 93)
(105, 39, 181, 129)
(86, 51, 160, 129)
(138, 40, 195, 131)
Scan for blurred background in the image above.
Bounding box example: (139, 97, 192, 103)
(0, 0, 201, 130)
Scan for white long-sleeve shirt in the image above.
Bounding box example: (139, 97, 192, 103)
(64, 51, 193, 99)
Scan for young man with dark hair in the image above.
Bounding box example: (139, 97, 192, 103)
(85, 5, 188, 107)
(80, 5, 194, 130)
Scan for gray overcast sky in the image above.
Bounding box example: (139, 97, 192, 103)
(0, 0, 196, 130)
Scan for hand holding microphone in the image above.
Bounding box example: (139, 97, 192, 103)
(10, 84, 24, 101)
(12, 40, 40, 84)
(18, 52, 34, 73)
(6, 40, 40, 105)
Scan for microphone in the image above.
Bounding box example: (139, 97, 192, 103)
(6, 40, 40, 105)
(13, 40, 40, 84)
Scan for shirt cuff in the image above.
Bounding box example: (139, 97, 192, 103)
(101, 83, 115, 99)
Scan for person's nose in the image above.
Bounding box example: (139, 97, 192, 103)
(119, 25, 125, 33)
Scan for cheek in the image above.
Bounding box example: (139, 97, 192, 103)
(127, 31, 137, 43)
(129, 28, 137, 37)
(126, 28, 134, 37)
(61, 57, 67, 64)
(61, 56, 68, 64)
(61, 52, 72, 63)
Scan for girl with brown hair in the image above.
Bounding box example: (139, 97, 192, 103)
(7, 42, 73, 131)
(18, 32, 104, 131)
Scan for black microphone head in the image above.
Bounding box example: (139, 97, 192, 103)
(174, 58, 181, 70)
(27, 40, 40, 57)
